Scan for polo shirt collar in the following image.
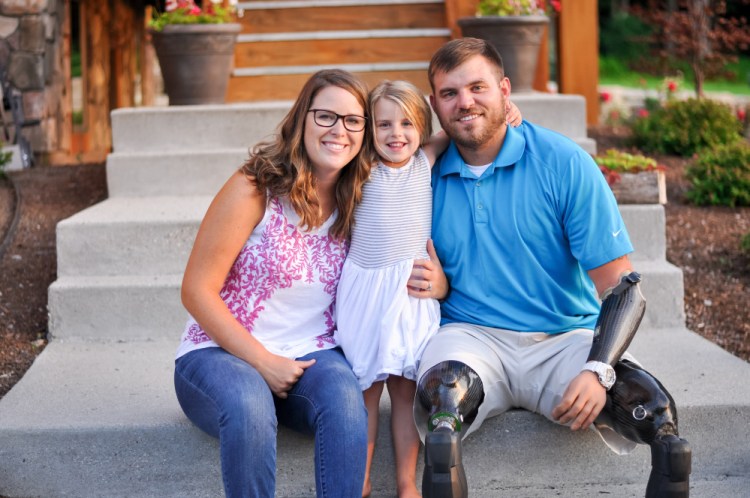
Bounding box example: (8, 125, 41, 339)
(438, 123, 526, 177)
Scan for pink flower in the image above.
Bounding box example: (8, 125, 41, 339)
(638, 109, 650, 118)
(189, 6, 202, 15)
(667, 80, 678, 93)
(600, 91, 612, 103)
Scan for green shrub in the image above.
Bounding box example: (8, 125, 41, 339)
(631, 98, 742, 156)
(686, 141, 750, 207)
(600, 13, 653, 61)
(0, 141, 12, 178)
(741, 232, 750, 255)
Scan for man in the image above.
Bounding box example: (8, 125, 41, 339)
(408, 38, 691, 498)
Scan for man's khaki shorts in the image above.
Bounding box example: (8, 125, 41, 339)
(413, 322, 638, 455)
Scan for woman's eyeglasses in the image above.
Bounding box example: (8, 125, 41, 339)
(308, 109, 367, 132)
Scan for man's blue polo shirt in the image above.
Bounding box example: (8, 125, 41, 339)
(432, 121, 633, 333)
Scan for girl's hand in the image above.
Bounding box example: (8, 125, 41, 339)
(506, 100, 523, 127)
(257, 354, 316, 399)
(408, 239, 448, 300)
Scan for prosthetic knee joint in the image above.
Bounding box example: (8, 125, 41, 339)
(601, 360, 692, 497)
(416, 361, 484, 498)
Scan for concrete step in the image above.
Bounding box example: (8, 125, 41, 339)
(110, 103, 292, 153)
(111, 97, 594, 156)
(55, 200, 666, 278)
(49, 199, 683, 340)
(46, 262, 684, 342)
(106, 149, 246, 198)
(55, 196, 211, 277)
(1, 327, 748, 497)
(48, 274, 185, 340)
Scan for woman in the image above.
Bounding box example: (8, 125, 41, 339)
(174, 70, 371, 497)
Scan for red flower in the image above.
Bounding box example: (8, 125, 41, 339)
(738, 108, 747, 122)
(667, 80, 678, 93)
(600, 91, 612, 103)
(638, 109, 650, 118)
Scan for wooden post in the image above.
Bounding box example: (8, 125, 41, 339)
(141, 5, 156, 106)
(60, 0, 73, 154)
(557, 0, 599, 125)
(444, 0, 478, 39)
(111, 0, 138, 109)
(82, 0, 112, 157)
(532, 26, 549, 92)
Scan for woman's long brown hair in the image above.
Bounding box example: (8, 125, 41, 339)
(241, 70, 371, 240)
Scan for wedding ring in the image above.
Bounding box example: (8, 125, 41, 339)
(426, 282, 432, 291)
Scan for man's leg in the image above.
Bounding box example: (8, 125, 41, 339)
(417, 360, 484, 498)
(413, 323, 514, 498)
(599, 360, 691, 498)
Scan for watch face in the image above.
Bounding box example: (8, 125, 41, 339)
(604, 368, 616, 384)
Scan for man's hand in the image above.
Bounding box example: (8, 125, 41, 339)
(408, 239, 448, 300)
(257, 354, 316, 399)
(551, 370, 607, 431)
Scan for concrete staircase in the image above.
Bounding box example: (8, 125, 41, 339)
(1, 100, 749, 497)
(228, 0, 450, 101)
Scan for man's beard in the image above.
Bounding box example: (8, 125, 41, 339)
(441, 105, 506, 151)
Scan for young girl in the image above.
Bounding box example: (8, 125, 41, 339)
(336, 80, 521, 497)
(336, 80, 443, 497)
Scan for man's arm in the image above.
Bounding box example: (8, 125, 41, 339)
(552, 255, 646, 431)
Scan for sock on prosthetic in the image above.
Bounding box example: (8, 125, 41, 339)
(417, 361, 484, 433)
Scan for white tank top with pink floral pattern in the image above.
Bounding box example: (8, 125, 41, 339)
(176, 196, 348, 360)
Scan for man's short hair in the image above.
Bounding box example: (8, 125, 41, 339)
(428, 38, 505, 91)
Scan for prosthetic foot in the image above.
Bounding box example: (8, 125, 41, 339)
(599, 360, 692, 498)
(646, 435, 692, 498)
(423, 427, 468, 498)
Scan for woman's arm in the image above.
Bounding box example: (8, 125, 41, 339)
(181, 171, 314, 398)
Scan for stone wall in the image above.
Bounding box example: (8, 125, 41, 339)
(0, 0, 66, 159)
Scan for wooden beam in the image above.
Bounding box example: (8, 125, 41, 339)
(82, 0, 112, 155)
(444, 0, 478, 39)
(557, 0, 599, 125)
(532, 25, 549, 92)
(140, 6, 156, 106)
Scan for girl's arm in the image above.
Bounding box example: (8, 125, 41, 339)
(422, 130, 450, 166)
(181, 171, 314, 398)
(507, 100, 523, 127)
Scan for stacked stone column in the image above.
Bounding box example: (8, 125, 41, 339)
(0, 0, 66, 159)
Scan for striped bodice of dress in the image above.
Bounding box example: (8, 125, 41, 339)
(347, 150, 432, 268)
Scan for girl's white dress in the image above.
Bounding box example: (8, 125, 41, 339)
(336, 150, 440, 389)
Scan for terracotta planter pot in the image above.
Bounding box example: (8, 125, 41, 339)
(458, 16, 548, 93)
(150, 23, 241, 105)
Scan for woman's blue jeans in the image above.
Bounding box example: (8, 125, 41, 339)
(174, 346, 367, 498)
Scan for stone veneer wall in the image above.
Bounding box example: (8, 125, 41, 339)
(0, 0, 66, 159)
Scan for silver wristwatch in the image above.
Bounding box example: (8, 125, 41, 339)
(582, 361, 616, 390)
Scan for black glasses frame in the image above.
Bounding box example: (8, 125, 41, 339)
(308, 109, 367, 132)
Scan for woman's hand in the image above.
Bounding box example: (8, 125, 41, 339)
(408, 239, 448, 300)
(257, 353, 316, 399)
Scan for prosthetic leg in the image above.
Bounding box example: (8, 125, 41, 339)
(598, 360, 692, 497)
(416, 361, 484, 498)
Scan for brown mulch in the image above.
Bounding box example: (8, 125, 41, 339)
(0, 163, 108, 398)
(0, 128, 748, 399)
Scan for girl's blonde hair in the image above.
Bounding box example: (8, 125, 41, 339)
(241, 69, 371, 240)
(368, 80, 433, 161)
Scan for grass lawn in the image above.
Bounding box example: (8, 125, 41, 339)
(599, 55, 750, 96)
